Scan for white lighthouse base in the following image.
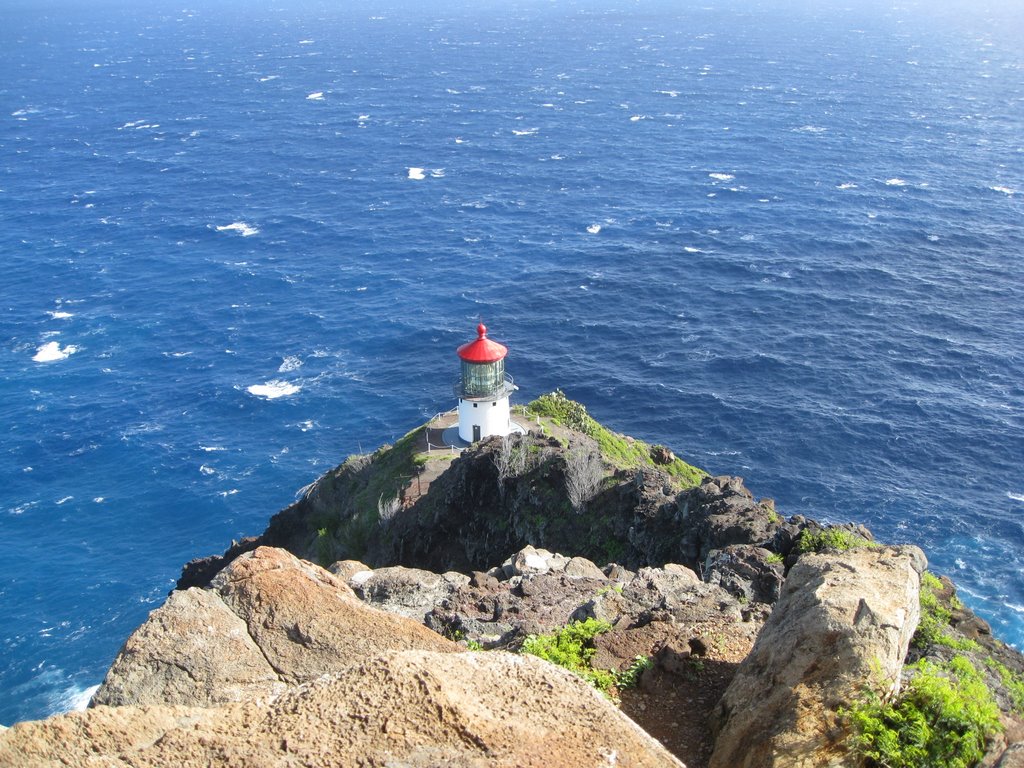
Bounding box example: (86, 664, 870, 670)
(458, 395, 514, 443)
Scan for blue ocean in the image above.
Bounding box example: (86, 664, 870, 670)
(2, 0, 1022, 725)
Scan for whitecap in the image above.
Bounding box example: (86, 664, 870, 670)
(991, 185, 1015, 195)
(586, 224, 602, 234)
(56, 496, 73, 505)
(48, 311, 73, 319)
(430, 168, 445, 178)
(629, 115, 647, 122)
(306, 92, 325, 101)
(93, 497, 104, 503)
(220, 489, 239, 497)
(1008, 492, 1024, 502)
(200, 445, 225, 452)
(33, 341, 78, 362)
(709, 172, 734, 181)
(836, 183, 857, 190)
(792, 125, 826, 133)
(512, 128, 537, 136)
(358, 114, 370, 121)
(216, 221, 259, 237)
(279, 355, 303, 372)
(884, 178, 907, 186)
(247, 380, 301, 399)
(684, 246, 702, 253)
(658, 90, 680, 97)
(258, 75, 279, 82)
(927, 234, 940, 242)
(454, 138, 465, 144)
(199, 465, 216, 476)
(407, 167, 426, 180)
(299, 39, 314, 45)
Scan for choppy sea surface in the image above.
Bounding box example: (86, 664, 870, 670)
(2, 0, 1022, 724)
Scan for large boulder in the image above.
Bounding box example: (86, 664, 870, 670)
(709, 545, 926, 768)
(1, 651, 685, 768)
(93, 547, 456, 707)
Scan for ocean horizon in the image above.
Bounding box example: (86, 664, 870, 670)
(1, 0, 1022, 724)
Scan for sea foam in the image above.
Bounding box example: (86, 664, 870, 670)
(216, 222, 259, 237)
(306, 92, 324, 101)
(247, 380, 301, 399)
(709, 172, 734, 181)
(33, 341, 78, 362)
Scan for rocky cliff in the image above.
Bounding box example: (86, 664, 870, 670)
(3, 393, 1024, 768)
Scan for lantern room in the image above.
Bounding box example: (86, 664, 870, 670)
(455, 323, 516, 443)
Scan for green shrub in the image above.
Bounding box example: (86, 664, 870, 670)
(848, 656, 1002, 768)
(795, 527, 877, 555)
(520, 618, 649, 696)
(985, 657, 1024, 714)
(526, 391, 705, 487)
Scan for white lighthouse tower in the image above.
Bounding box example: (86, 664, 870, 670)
(455, 323, 516, 443)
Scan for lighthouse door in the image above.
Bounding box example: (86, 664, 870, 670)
(472, 425, 481, 442)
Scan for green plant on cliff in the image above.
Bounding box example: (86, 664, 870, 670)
(520, 618, 646, 696)
(848, 655, 1002, 768)
(795, 527, 877, 555)
(526, 391, 705, 487)
(913, 572, 979, 652)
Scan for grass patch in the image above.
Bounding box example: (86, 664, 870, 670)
(519, 618, 649, 697)
(526, 391, 705, 487)
(795, 527, 877, 555)
(848, 656, 1002, 768)
(985, 657, 1024, 714)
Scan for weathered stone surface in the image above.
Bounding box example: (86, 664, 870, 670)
(328, 558, 371, 580)
(210, 548, 457, 685)
(94, 547, 457, 708)
(564, 555, 607, 580)
(709, 545, 926, 768)
(346, 565, 469, 622)
(91, 587, 283, 708)
(704, 545, 785, 604)
(1, 651, 685, 768)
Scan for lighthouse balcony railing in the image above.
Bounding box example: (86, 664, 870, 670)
(453, 372, 516, 400)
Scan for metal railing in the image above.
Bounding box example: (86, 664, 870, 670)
(452, 372, 516, 400)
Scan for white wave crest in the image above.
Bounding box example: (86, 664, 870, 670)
(48, 311, 74, 319)
(407, 167, 426, 180)
(306, 92, 324, 101)
(199, 465, 216, 476)
(1008, 492, 1024, 502)
(216, 222, 259, 237)
(709, 172, 734, 181)
(33, 341, 78, 362)
(991, 186, 1015, 195)
(836, 183, 857, 190)
(247, 380, 301, 399)
(885, 178, 908, 186)
(586, 224, 602, 234)
(279, 355, 303, 372)
(684, 246, 702, 253)
(512, 128, 537, 136)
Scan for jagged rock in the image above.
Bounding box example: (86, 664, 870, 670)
(704, 545, 785, 604)
(328, 558, 371, 580)
(91, 587, 284, 708)
(709, 545, 926, 768)
(345, 565, 469, 622)
(93, 547, 457, 707)
(564, 555, 607, 580)
(1, 651, 685, 768)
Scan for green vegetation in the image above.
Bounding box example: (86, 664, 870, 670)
(519, 618, 649, 697)
(848, 656, 1002, 768)
(765, 552, 784, 564)
(985, 657, 1024, 714)
(795, 527, 877, 555)
(526, 391, 706, 487)
(913, 572, 979, 652)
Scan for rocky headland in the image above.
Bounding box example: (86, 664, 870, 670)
(3, 392, 1023, 767)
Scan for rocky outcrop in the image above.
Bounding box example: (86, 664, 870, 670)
(93, 546, 456, 707)
(709, 545, 927, 768)
(1, 650, 685, 768)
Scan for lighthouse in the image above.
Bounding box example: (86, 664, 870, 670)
(455, 323, 516, 443)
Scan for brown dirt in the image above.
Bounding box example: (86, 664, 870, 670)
(599, 619, 759, 768)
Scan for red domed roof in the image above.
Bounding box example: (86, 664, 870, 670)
(457, 323, 507, 363)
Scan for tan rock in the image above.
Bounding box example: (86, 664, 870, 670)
(709, 545, 926, 768)
(2, 651, 685, 768)
(91, 587, 283, 708)
(92, 547, 457, 708)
